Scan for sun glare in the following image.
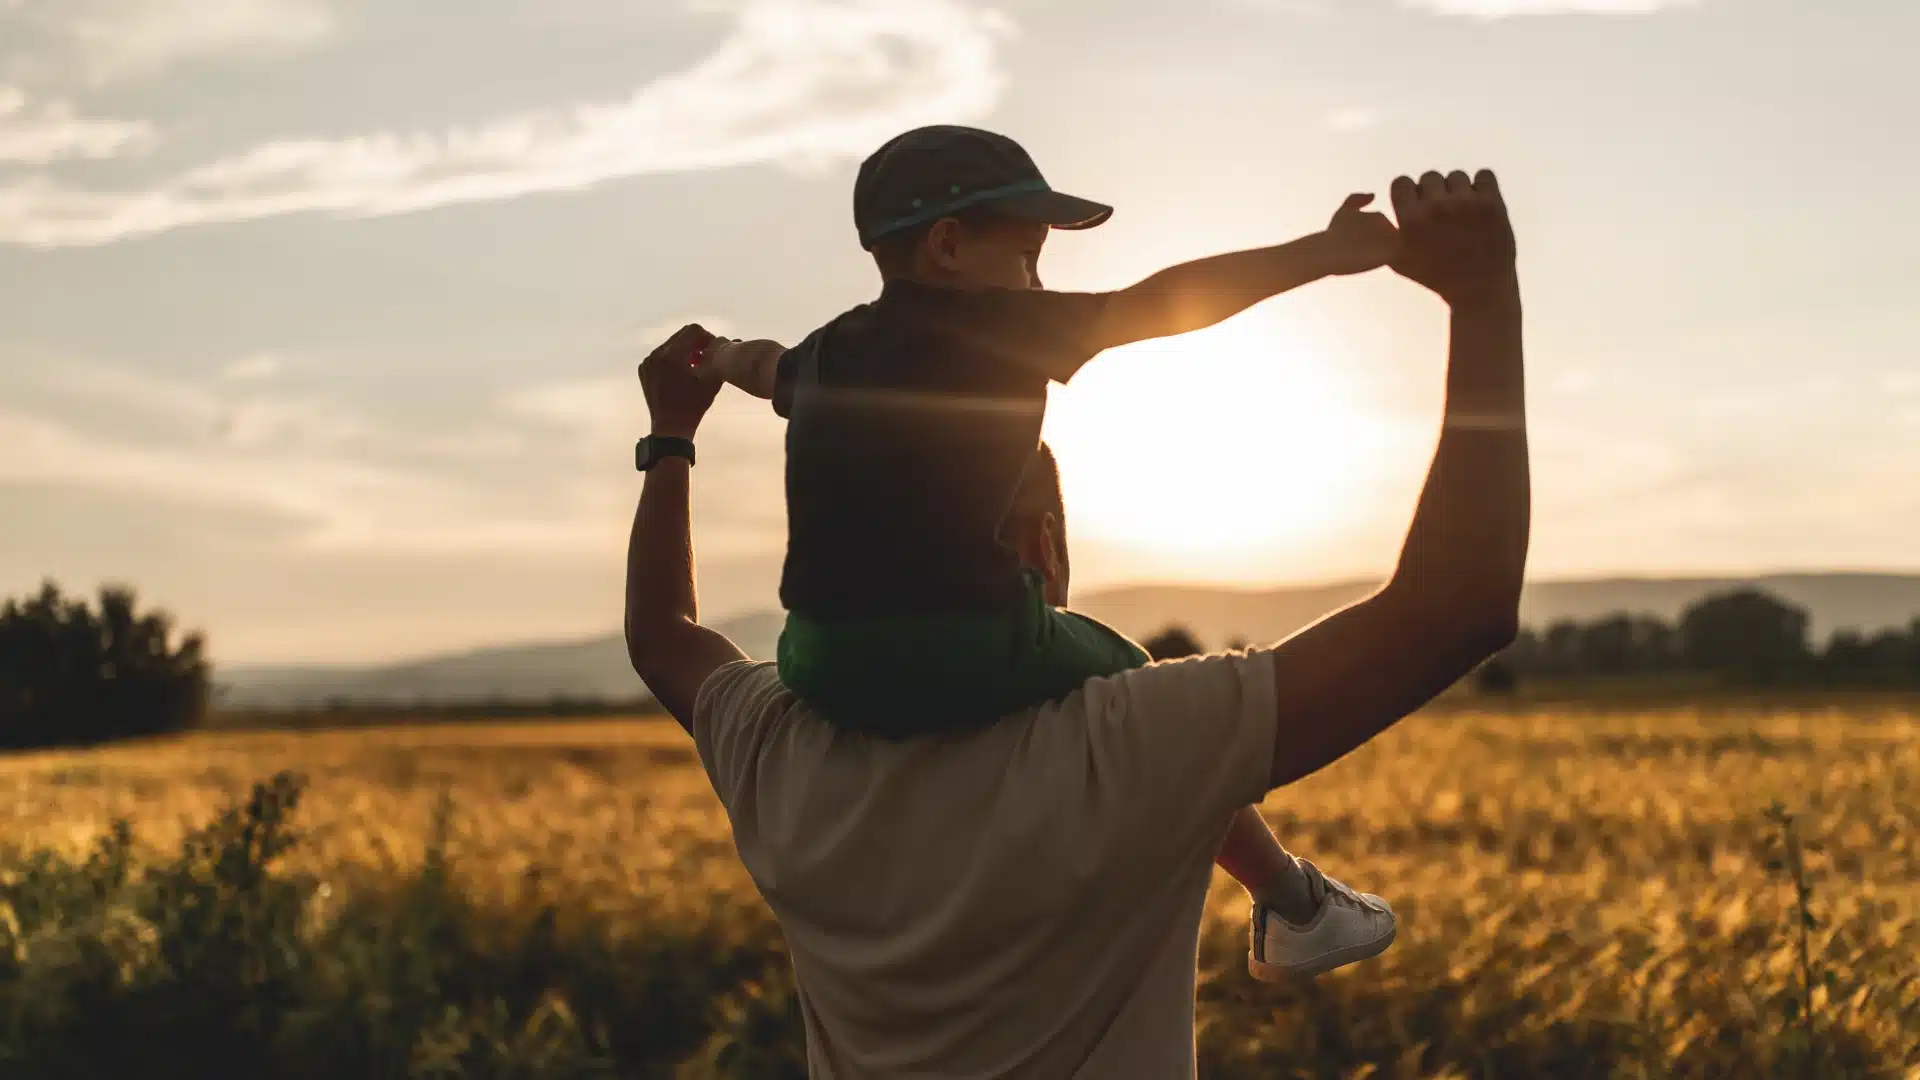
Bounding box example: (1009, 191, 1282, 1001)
(1042, 310, 1390, 572)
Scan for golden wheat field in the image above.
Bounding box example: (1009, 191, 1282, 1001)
(3, 700, 1918, 1078)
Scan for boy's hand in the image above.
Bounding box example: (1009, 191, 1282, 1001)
(639, 323, 722, 438)
(1318, 193, 1400, 276)
(1388, 170, 1516, 304)
(695, 337, 782, 401)
(691, 337, 739, 383)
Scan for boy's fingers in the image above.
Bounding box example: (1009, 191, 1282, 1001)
(1338, 192, 1375, 215)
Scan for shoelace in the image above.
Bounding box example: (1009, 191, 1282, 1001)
(1301, 861, 1387, 914)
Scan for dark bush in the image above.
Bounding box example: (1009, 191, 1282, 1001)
(1680, 588, 1811, 684)
(0, 581, 209, 749)
(1474, 657, 1519, 695)
(1142, 625, 1206, 661)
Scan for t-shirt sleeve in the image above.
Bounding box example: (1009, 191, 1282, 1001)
(691, 660, 787, 811)
(928, 287, 1112, 385)
(771, 326, 827, 420)
(1077, 649, 1279, 860)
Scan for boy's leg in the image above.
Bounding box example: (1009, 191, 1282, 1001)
(1049, 609, 1325, 924)
(1051, 603, 1394, 976)
(1228, 806, 1397, 981)
(1216, 806, 1322, 925)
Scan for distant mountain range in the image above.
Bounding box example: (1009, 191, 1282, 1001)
(215, 573, 1920, 708)
(216, 612, 787, 710)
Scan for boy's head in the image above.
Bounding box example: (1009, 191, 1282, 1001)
(869, 210, 1050, 290)
(854, 126, 1110, 290)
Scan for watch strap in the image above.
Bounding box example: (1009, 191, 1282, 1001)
(635, 435, 695, 471)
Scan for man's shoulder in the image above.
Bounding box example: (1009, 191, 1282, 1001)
(1064, 647, 1278, 718)
(694, 660, 785, 722)
(1054, 648, 1280, 780)
(687, 661, 787, 813)
(692, 661, 787, 752)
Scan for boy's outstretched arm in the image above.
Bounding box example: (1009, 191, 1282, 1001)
(697, 337, 787, 401)
(1095, 193, 1397, 350)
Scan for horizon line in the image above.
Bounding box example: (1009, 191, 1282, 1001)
(216, 566, 1920, 673)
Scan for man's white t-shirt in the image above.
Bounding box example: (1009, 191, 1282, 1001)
(692, 649, 1279, 1078)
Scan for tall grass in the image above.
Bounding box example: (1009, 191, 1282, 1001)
(0, 703, 1914, 1078)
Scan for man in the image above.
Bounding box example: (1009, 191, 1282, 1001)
(625, 169, 1527, 1077)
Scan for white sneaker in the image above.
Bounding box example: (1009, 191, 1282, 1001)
(1247, 860, 1396, 981)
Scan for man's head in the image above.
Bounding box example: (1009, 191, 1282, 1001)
(1001, 442, 1070, 606)
(854, 126, 1111, 290)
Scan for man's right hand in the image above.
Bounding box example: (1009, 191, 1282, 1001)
(1388, 170, 1517, 304)
(639, 323, 721, 438)
(626, 320, 749, 730)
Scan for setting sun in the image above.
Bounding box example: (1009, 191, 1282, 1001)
(1043, 309, 1396, 571)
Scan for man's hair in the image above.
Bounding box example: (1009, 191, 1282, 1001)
(868, 206, 1006, 280)
(1002, 441, 1064, 540)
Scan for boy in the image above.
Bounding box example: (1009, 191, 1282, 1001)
(697, 125, 1398, 979)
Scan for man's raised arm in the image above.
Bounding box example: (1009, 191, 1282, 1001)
(1262, 169, 1529, 791)
(624, 324, 748, 733)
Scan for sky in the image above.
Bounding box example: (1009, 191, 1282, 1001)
(1, 0, 1915, 666)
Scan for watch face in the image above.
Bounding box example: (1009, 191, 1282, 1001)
(635, 438, 652, 470)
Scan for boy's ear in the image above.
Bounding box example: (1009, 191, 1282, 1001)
(924, 216, 966, 272)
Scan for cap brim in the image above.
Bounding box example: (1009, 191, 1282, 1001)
(990, 188, 1112, 231)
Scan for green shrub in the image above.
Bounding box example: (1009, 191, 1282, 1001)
(0, 773, 787, 1079)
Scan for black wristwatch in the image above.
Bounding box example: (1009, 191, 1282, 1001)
(635, 435, 695, 471)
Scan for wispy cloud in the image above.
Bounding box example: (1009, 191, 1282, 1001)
(1321, 105, 1387, 133)
(1225, 0, 1337, 16)
(223, 353, 287, 381)
(0, 87, 153, 163)
(2, 355, 786, 557)
(1239, 0, 1694, 17)
(1402, 0, 1698, 16)
(0, 0, 1009, 248)
(1, 0, 336, 84)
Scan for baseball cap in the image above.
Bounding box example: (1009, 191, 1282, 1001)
(853, 125, 1113, 251)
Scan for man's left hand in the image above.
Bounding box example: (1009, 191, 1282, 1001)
(640, 323, 722, 438)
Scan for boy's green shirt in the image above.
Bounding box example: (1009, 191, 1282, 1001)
(779, 572, 1151, 738)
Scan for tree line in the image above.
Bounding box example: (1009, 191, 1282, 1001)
(1483, 587, 1920, 690)
(1146, 587, 1920, 691)
(4, 581, 1917, 752)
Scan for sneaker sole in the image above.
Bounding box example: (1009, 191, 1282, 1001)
(1246, 921, 1397, 982)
